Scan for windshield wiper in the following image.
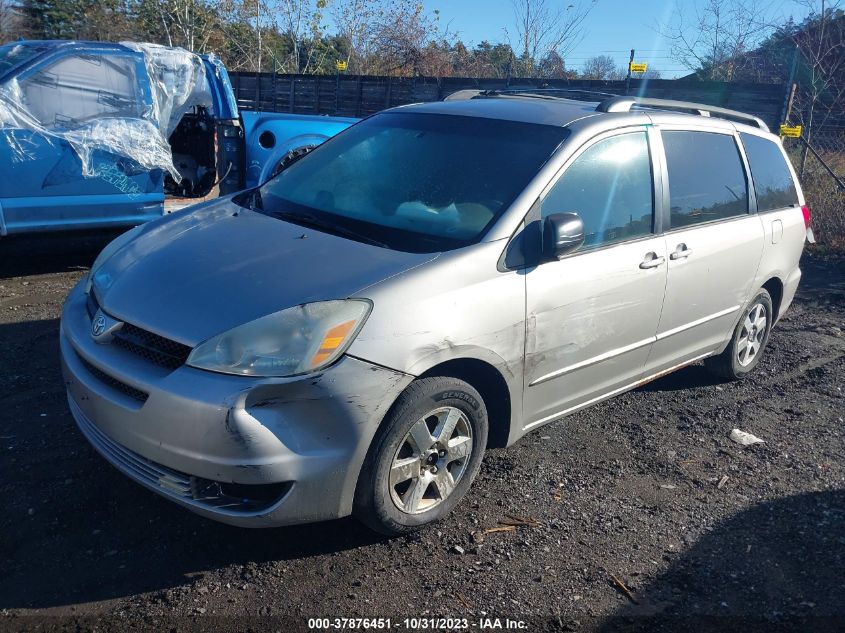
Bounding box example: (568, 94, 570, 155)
(248, 188, 263, 211)
(268, 210, 389, 249)
(233, 187, 263, 212)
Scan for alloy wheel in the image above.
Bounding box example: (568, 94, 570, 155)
(737, 302, 768, 367)
(388, 406, 474, 514)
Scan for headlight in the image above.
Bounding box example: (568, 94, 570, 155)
(187, 300, 372, 377)
(85, 225, 144, 294)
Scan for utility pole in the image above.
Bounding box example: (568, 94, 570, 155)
(256, 0, 262, 74)
(780, 45, 799, 125)
(625, 48, 635, 95)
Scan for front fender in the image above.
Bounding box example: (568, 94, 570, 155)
(405, 343, 516, 382)
(402, 343, 524, 447)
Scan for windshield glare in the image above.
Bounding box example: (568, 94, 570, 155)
(257, 112, 568, 252)
(0, 43, 47, 78)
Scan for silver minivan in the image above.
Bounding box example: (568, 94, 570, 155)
(60, 93, 810, 534)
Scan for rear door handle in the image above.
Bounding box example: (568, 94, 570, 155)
(639, 252, 665, 269)
(670, 243, 692, 260)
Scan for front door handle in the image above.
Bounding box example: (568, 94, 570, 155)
(670, 243, 693, 260)
(639, 252, 665, 269)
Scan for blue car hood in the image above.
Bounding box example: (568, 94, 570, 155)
(94, 199, 437, 346)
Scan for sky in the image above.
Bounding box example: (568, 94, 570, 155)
(431, 0, 812, 78)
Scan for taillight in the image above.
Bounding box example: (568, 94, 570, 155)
(801, 204, 816, 243)
(801, 205, 811, 228)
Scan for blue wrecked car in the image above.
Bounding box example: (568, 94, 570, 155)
(0, 40, 356, 235)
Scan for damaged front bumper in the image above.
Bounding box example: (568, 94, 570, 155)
(60, 279, 413, 527)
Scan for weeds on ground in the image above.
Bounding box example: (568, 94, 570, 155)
(786, 143, 845, 250)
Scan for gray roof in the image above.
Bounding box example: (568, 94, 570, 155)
(391, 96, 602, 127)
(390, 93, 774, 137)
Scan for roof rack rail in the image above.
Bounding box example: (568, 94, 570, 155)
(444, 88, 619, 102)
(443, 89, 483, 101)
(596, 96, 769, 131)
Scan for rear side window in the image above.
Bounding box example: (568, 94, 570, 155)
(740, 133, 799, 212)
(20, 53, 143, 130)
(542, 131, 654, 249)
(662, 131, 748, 228)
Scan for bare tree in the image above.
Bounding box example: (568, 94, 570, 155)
(331, 0, 379, 72)
(582, 54, 624, 79)
(659, 0, 773, 80)
(139, 0, 221, 53)
(267, 0, 326, 73)
(787, 1, 845, 173)
(508, 0, 597, 76)
(213, 0, 262, 71)
(795, 0, 845, 128)
(365, 0, 446, 76)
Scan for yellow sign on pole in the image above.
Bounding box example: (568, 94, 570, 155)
(335, 60, 348, 72)
(779, 124, 802, 138)
(629, 62, 648, 73)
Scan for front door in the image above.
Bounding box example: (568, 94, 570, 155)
(0, 49, 164, 234)
(522, 129, 667, 430)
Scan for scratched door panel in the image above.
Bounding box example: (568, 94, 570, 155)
(522, 237, 668, 429)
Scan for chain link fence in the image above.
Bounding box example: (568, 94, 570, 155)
(783, 128, 845, 248)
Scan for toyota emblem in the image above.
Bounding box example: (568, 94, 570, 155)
(92, 314, 107, 337)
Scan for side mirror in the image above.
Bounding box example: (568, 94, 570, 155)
(543, 212, 585, 260)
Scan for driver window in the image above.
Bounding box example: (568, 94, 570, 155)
(20, 53, 142, 130)
(541, 131, 654, 250)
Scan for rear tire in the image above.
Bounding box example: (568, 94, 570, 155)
(705, 289, 773, 380)
(354, 377, 488, 536)
(271, 145, 315, 177)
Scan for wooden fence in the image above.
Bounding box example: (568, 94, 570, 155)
(229, 73, 789, 128)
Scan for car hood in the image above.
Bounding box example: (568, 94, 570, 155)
(94, 200, 438, 346)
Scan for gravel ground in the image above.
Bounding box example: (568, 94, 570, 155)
(0, 233, 843, 633)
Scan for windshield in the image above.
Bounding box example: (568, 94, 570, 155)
(0, 43, 48, 79)
(253, 112, 568, 252)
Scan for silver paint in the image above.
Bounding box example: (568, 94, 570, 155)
(60, 96, 808, 527)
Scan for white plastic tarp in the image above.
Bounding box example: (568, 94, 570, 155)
(0, 42, 214, 182)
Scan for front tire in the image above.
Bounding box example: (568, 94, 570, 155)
(705, 288, 773, 380)
(354, 377, 488, 535)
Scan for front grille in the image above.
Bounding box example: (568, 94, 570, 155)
(86, 291, 99, 319)
(69, 397, 291, 514)
(85, 291, 192, 371)
(112, 323, 192, 370)
(78, 355, 149, 404)
(72, 397, 192, 498)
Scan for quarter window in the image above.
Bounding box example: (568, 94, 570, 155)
(20, 54, 142, 130)
(662, 130, 748, 228)
(541, 132, 654, 249)
(740, 133, 799, 212)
